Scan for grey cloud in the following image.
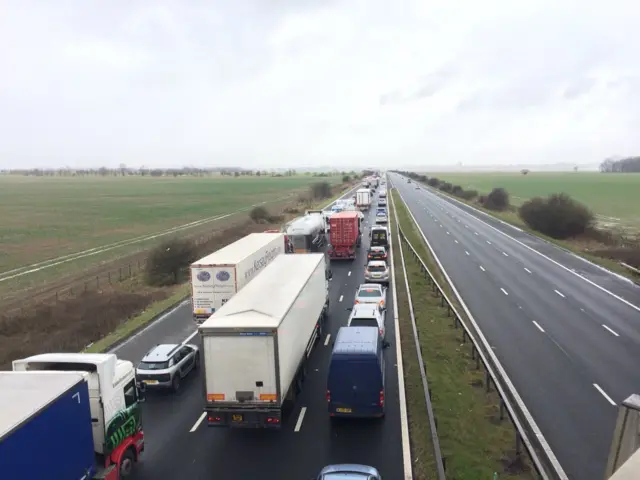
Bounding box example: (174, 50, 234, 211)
(379, 66, 457, 106)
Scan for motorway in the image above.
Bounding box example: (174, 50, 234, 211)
(390, 173, 640, 480)
(113, 185, 407, 480)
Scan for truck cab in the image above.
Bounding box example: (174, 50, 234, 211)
(13, 353, 145, 479)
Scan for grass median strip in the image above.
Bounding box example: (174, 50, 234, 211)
(390, 189, 534, 479)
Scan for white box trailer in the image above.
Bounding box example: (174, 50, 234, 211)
(356, 188, 371, 210)
(199, 253, 330, 428)
(190, 233, 285, 323)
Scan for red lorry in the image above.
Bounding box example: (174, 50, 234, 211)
(328, 211, 361, 260)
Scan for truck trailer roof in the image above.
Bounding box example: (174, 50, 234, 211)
(199, 253, 325, 331)
(0, 371, 85, 439)
(192, 233, 284, 266)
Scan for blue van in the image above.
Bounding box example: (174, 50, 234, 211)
(326, 327, 385, 418)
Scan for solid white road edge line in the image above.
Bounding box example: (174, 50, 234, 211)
(190, 411, 207, 432)
(602, 325, 619, 337)
(389, 183, 414, 480)
(532, 321, 545, 333)
(395, 186, 568, 479)
(554, 290, 566, 298)
(593, 384, 617, 406)
(420, 184, 640, 312)
(294, 406, 307, 432)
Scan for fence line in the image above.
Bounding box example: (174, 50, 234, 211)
(394, 204, 565, 478)
(0, 186, 355, 319)
(391, 193, 447, 479)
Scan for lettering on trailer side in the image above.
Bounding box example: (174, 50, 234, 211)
(244, 246, 282, 281)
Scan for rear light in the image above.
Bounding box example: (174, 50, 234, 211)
(379, 390, 385, 407)
(354, 300, 360, 304)
(380, 300, 385, 307)
(266, 417, 280, 424)
(326, 390, 331, 402)
(379, 328, 383, 336)
(208, 416, 221, 423)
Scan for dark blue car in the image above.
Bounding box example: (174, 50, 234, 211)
(326, 327, 385, 418)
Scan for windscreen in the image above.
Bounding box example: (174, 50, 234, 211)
(358, 288, 381, 298)
(371, 231, 387, 243)
(328, 359, 381, 396)
(350, 318, 378, 328)
(290, 235, 308, 250)
(138, 361, 169, 370)
(367, 265, 386, 272)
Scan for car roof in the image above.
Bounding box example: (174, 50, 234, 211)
(142, 344, 180, 361)
(367, 260, 387, 267)
(351, 303, 380, 315)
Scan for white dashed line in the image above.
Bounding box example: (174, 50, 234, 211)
(339, 295, 343, 302)
(554, 290, 565, 298)
(464, 224, 468, 228)
(446, 231, 450, 235)
(454, 240, 459, 244)
(502, 252, 509, 257)
(324, 333, 332, 345)
(294, 407, 307, 432)
(532, 321, 545, 333)
(479, 266, 485, 272)
(602, 325, 619, 337)
(190, 412, 207, 433)
(348, 271, 351, 276)
(465, 251, 470, 256)
(486, 240, 492, 245)
(500, 288, 509, 296)
(474, 232, 479, 235)
(593, 384, 616, 406)
(524, 267, 532, 274)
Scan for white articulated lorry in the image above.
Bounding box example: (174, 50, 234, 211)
(199, 253, 330, 428)
(190, 233, 285, 323)
(356, 188, 372, 211)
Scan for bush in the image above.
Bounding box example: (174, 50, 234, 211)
(483, 187, 509, 211)
(451, 185, 464, 196)
(427, 177, 440, 187)
(459, 189, 478, 200)
(250, 206, 270, 222)
(439, 182, 453, 193)
(518, 193, 594, 239)
(146, 238, 198, 286)
(342, 175, 351, 183)
(310, 181, 332, 200)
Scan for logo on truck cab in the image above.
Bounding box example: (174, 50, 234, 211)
(216, 270, 231, 281)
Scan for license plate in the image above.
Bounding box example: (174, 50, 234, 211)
(336, 408, 352, 413)
(231, 414, 244, 422)
(142, 380, 158, 385)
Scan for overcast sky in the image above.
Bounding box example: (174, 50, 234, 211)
(1, 0, 639, 169)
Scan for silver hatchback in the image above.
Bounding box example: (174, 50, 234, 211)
(364, 260, 390, 285)
(136, 343, 200, 392)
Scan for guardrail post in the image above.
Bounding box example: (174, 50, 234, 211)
(446, 304, 451, 317)
(453, 315, 459, 328)
(515, 430, 523, 456)
(128, 264, 132, 277)
(96, 276, 99, 288)
(440, 295, 445, 308)
(485, 370, 492, 392)
(475, 350, 480, 369)
(500, 398, 505, 421)
(462, 330, 467, 343)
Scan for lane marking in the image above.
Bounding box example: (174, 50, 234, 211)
(339, 295, 344, 302)
(348, 271, 352, 276)
(294, 406, 307, 432)
(486, 240, 492, 245)
(500, 288, 509, 295)
(474, 232, 479, 236)
(454, 240, 459, 244)
(593, 384, 616, 406)
(190, 412, 207, 432)
(446, 231, 450, 235)
(502, 252, 509, 257)
(602, 325, 619, 337)
(554, 290, 565, 298)
(464, 224, 468, 228)
(479, 266, 485, 272)
(524, 267, 532, 274)
(465, 251, 470, 256)
(324, 333, 331, 345)
(532, 321, 545, 333)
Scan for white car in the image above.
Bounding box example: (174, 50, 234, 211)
(347, 303, 387, 343)
(354, 283, 387, 308)
(375, 212, 388, 224)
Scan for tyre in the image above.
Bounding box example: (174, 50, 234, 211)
(171, 374, 181, 392)
(119, 449, 135, 478)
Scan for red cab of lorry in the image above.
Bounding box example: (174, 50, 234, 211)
(328, 211, 361, 260)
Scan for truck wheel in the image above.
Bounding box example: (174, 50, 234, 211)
(172, 374, 181, 392)
(119, 449, 135, 478)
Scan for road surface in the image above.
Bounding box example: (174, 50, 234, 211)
(112, 185, 407, 480)
(390, 173, 640, 480)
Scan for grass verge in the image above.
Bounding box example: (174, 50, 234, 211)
(83, 284, 190, 353)
(390, 189, 535, 479)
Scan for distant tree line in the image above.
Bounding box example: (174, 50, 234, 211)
(0, 167, 361, 178)
(599, 156, 640, 173)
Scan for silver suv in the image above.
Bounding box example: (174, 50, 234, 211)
(347, 303, 388, 346)
(364, 260, 390, 285)
(136, 343, 200, 392)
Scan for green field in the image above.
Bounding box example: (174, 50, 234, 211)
(425, 172, 640, 229)
(0, 175, 339, 272)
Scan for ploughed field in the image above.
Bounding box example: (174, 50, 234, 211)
(426, 172, 640, 233)
(0, 175, 338, 297)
